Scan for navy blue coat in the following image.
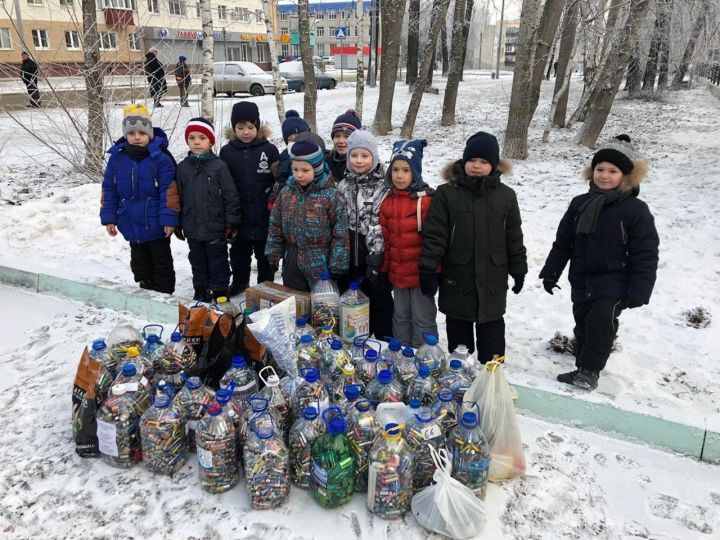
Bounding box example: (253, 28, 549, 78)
(100, 128, 180, 243)
(540, 182, 659, 305)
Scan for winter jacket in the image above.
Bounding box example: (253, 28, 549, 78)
(265, 166, 349, 287)
(144, 52, 166, 96)
(380, 186, 434, 289)
(539, 161, 659, 305)
(174, 61, 191, 87)
(419, 160, 527, 323)
(219, 124, 280, 241)
(20, 58, 38, 86)
(100, 128, 180, 243)
(326, 149, 347, 182)
(176, 152, 242, 242)
(337, 163, 389, 266)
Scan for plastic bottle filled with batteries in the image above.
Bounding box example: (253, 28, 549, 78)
(196, 401, 239, 493)
(175, 375, 215, 452)
(406, 405, 445, 492)
(447, 411, 491, 500)
(346, 399, 381, 493)
(367, 423, 415, 519)
(243, 412, 290, 510)
(310, 407, 356, 508)
(288, 405, 325, 488)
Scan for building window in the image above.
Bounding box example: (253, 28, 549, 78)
(240, 43, 250, 61)
(279, 12, 288, 21)
(257, 43, 268, 62)
(0, 28, 12, 49)
(317, 44, 324, 56)
(64, 30, 81, 49)
(99, 31, 117, 50)
(281, 44, 288, 56)
(98, 0, 132, 8)
(316, 27, 324, 37)
(169, 0, 186, 16)
(328, 10, 336, 19)
(234, 7, 249, 21)
(291, 44, 298, 56)
(147, 0, 159, 13)
(316, 11, 324, 19)
(32, 29, 50, 49)
(59, 0, 73, 5)
(255, 9, 263, 22)
(281, 28, 288, 35)
(217, 5, 226, 19)
(195, 2, 201, 17)
(329, 27, 335, 37)
(128, 32, 141, 50)
(27, 0, 43, 5)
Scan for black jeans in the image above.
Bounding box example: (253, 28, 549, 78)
(446, 316, 505, 364)
(229, 238, 275, 288)
(25, 81, 40, 107)
(129, 237, 174, 294)
(573, 297, 623, 372)
(187, 238, 230, 291)
(338, 263, 394, 340)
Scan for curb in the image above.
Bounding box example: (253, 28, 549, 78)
(1, 263, 718, 464)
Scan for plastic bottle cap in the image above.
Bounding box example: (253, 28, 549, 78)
(231, 355, 246, 368)
(449, 359, 463, 370)
(154, 396, 171, 408)
(331, 339, 342, 350)
(256, 425, 275, 439)
(402, 347, 415, 358)
(425, 334, 438, 346)
(296, 316, 307, 326)
(206, 402, 222, 416)
(267, 374, 280, 386)
(146, 334, 160, 344)
(111, 384, 126, 396)
(340, 363, 355, 375)
(364, 349, 378, 361)
(349, 281, 360, 291)
(388, 339, 401, 351)
(185, 377, 202, 390)
(92, 339, 106, 351)
(462, 411, 478, 428)
(328, 416, 347, 435)
(438, 389, 454, 402)
(250, 399, 267, 412)
(344, 385, 360, 399)
(170, 331, 183, 342)
(304, 368, 319, 383)
(121, 363, 137, 377)
(300, 334, 313, 344)
(355, 401, 371, 412)
(354, 335, 367, 347)
(408, 398, 421, 409)
(418, 364, 431, 378)
(322, 323, 333, 333)
(416, 407, 433, 423)
(126, 346, 139, 357)
(303, 406, 318, 419)
(456, 344, 469, 354)
(319, 270, 330, 280)
(217, 296, 228, 303)
(385, 423, 401, 436)
(378, 369, 393, 384)
(216, 389, 231, 404)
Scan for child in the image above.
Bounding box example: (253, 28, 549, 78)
(539, 134, 659, 390)
(326, 108, 362, 181)
(176, 118, 242, 301)
(100, 104, 180, 293)
(419, 131, 527, 363)
(265, 139, 349, 291)
(379, 139, 438, 347)
(337, 129, 393, 339)
(220, 101, 280, 296)
(277, 110, 310, 186)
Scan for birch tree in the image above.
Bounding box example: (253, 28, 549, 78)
(373, 0, 408, 135)
(81, 0, 105, 176)
(440, 0, 467, 126)
(527, 0, 567, 119)
(355, 9, 366, 119)
(671, 0, 709, 88)
(200, 0, 215, 124)
(261, 0, 285, 123)
(298, 0, 318, 131)
(552, 0, 579, 126)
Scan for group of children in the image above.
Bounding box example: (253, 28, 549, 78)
(101, 103, 658, 391)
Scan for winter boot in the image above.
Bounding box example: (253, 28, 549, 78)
(556, 369, 579, 385)
(138, 279, 153, 290)
(193, 284, 207, 302)
(227, 281, 248, 297)
(572, 369, 600, 391)
(209, 288, 229, 303)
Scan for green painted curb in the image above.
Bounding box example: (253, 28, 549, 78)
(701, 428, 720, 463)
(0, 265, 38, 290)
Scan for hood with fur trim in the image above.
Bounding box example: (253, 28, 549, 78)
(223, 122, 273, 144)
(582, 158, 649, 194)
(440, 158, 513, 183)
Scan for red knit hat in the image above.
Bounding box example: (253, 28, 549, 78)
(185, 117, 216, 145)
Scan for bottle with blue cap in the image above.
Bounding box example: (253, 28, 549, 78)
(292, 367, 330, 419)
(322, 338, 351, 377)
(259, 366, 292, 438)
(335, 383, 363, 414)
(406, 404, 445, 492)
(219, 355, 259, 407)
(157, 328, 198, 390)
(140, 383, 187, 475)
(367, 423, 414, 519)
(310, 406, 356, 507)
(331, 361, 363, 403)
(215, 384, 243, 453)
(395, 345, 419, 394)
(196, 400, 239, 493)
(346, 399, 380, 492)
(364, 369, 404, 406)
(406, 363, 440, 406)
(339, 280, 370, 344)
(431, 388, 460, 435)
(437, 358, 472, 402)
(112, 359, 152, 409)
(176, 376, 215, 452)
(243, 411, 290, 509)
(89, 339, 119, 403)
(447, 411, 491, 499)
(140, 324, 165, 366)
(288, 405, 326, 487)
(415, 333, 446, 377)
(380, 338, 404, 371)
(355, 343, 383, 385)
(295, 332, 321, 372)
(238, 396, 272, 452)
(311, 271, 340, 331)
(348, 333, 370, 368)
(96, 383, 144, 468)
(119, 345, 154, 379)
(447, 344, 477, 380)
(294, 316, 317, 340)
(314, 321, 341, 357)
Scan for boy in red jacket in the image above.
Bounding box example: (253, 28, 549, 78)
(379, 139, 437, 347)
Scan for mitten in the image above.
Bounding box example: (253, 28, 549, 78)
(419, 272, 441, 297)
(511, 275, 524, 295)
(543, 279, 560, 295)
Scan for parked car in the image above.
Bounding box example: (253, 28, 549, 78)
(278, 61, 337, 92)
(213, 61, 288, 97)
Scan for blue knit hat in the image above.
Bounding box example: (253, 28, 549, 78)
(346, 129, 379, 172)
(282, 110, 310, 144)
(387, 139, 427, 190)
(178, 55, 187, 62)
(331, 108, 362, 137)
(289, 139, 325, 178)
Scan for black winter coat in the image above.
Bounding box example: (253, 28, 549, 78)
(219, 125, 279, 241)
(144, 52, 166, 96)
(420, 160, 527, 323)
(326, 149, 347, 183)
(176, 152, 242, 242)
(539, 173, 659, 305)
(20, 58, 38, 85)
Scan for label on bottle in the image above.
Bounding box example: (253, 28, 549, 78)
(367, 462, 379, 509)
(96, 419, 119, 457)
(469, 456, 490, 484)
(235, 380, 257, 393)
(312, 459, 328, 491)
(140, 376, 149, 387)
(116, 382, 139, 393)
(197, 446, 213, 469)
(340, 303, 370, 343)
(421, 424, 442, 441)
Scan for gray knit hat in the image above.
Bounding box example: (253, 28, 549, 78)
(592, 134, 637, 174)
(346, 129, 379, 172)
(122, 104, 154, 140)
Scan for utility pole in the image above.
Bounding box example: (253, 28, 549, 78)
(495, 0, 505, 79)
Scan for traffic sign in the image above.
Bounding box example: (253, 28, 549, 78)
(335, 27, 348, 39)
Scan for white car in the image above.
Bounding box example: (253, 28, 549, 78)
(213, 61, 287, 97)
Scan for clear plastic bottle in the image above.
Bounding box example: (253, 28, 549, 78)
(349, 334, 369, 368)
(323, 339, 352, 376)
(140, 324, 165, 368)
(96, 384, 144, 468)
(292, 368, 330, 419)
(106, 325, 144, 364)
(395, 346, 419, 396)
(355, 348, 380, 385)
(364, 369, 404, 406)
(288, 405, 325, 487)
(238, 396, 271, 451)
(339, 280, 370, 344)
(215, 296, 240, 316)
(219, 355, 259, 408)
(415, 333, 446, 377)
(294, 316, 317, 340)
(156, 331, 198, 390)
(432, 389, 460, 435)
(367, 423, 414, 519)
(311, 271, 340, 331)
(259, 366, 292, 439)
(346, 400, 380, 493)
(123, 346, 154, 379)
(437, 359, 472, 402)
(296, 333, 321, 373)
(331, 362, 363, 403)
(140, 386, 187, 475)
(380, 338, 403, 372)
(407, 408, 446, 491)
(310, 407, 356, 507)
(196, 401, 239, 493)
(335, 383, 363, 414)
(315, 323, 341, 358)
(243, 413, 290, 509)
(215, 386, 242, 453)
(90, 339, 118, 403)
(447, 411, 491, 500)
(112, 362, 152, 406)
(448, 344, 477, 380)
(406, 364, 440, 407)
(175, 376, 215, 452)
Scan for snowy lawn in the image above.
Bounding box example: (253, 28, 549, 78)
(0, 75, 718, 429)
(0, 286, 718, 539)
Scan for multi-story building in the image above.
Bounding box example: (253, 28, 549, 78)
(500, 19, 520, 70)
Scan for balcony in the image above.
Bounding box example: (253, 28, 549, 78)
(105, 8, 135, 27)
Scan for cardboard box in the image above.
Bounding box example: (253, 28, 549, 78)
(245, 281, 312, 320)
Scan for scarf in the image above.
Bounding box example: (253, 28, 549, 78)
(123, 144, 149, 161)
(575, 187, 623, 234)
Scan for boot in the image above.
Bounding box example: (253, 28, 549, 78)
(572, 368, 600, 391)
(556, 369, 579, 385)
(227, 281, 248, 297)
(138, 278, 153, 290)
(193, 284, 207, 302)
(210, 288, 229, 302)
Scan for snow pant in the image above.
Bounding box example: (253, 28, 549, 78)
(179, 84, 190, 106)
(229, 238, 275, 288)
(392, 286, 438, 348)
(338, 264, 394, 340)
(445, 315, 505, 364)
(129, 237, 175, 294)
(187, 238, 231, 291)
(25, 81, 40, 107)
(281, 244, 311, 292)
(572, 297, 623, 372)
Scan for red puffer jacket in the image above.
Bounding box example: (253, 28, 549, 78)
(380, 187, 433, 289)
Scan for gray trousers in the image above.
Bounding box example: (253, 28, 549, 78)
(392, 286, 438, 348)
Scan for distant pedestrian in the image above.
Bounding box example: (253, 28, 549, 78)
(144, 47, 167, 108)
(175, 55, 191, 107)
(20, 51, 41, 108)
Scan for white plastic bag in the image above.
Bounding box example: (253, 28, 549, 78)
(411, 446, 486, 539)
(376, 401, 414, 427)
(462, 357, 526, 482)
(246, 297, 298, 378)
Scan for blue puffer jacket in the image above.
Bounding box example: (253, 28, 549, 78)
(100, 128, 180, 243)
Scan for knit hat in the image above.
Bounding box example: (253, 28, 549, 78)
(346, 130, 379, 172)
(122, 104, 154, 140)
(591, 134, 636, 175)
(289, 139, 325, 178)
(231, 101, 260, 129)
(387, 139, 427, 189)
(331, 108, 362, 137)
(178, 55, 187, 62)
(463, 131, 499, 169)
(185, 117, 215, 145)
(282, 110, 310, 144)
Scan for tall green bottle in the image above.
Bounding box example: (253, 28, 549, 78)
(310, 406, 356, 508)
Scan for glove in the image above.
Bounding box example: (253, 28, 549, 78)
(224, 227, 238, 243)
(543, 279, 561, 295)
(173, 227, 185, 241)
(619, 298, 643, 310)
(419, 272, 441, 297)
(511, 275, 524, 295)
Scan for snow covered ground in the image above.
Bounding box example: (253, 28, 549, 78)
(0, 73, 718, 431)
(0, 286, 718, 539)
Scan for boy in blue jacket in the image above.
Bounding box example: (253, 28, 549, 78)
(100, 104, 180, 294)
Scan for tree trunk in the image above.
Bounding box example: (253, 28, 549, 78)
(81, 0, 105, 177)
(440, 0, 467, 125)
(552, 0, 578, 127)
(200, 0, 215, 124)
(298, 0, 318, 131)
(406, 0, 420, 85)
(577, 0, 652, 148)
(502, 0, 543, 160)
(543, 26, 580, 142)
(459, 0, 474, 81)
(401, 0, 452, 138)
(655, 0, 672, 88)
(441, 19, 450, 76)
(373, 0, 408, 135)
(671, 0, 707, 88)
(261, 0, 285, 123)
(625, 43, 642, 96)
(355, 11, 366, 119)
(642, 3, 663, 91)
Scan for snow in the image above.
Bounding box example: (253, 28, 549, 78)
(0, 73, 719, 434)
(0, 285, 718, 539)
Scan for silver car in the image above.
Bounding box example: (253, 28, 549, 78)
(213, 61, 288, 97)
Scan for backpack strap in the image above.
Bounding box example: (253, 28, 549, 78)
(415, 191, 427, 232)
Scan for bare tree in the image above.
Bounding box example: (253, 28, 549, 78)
(625, 43, 642, 95)
(671, 0, 709, 88)
(401, 0, 452, 138)
(543, 23, 580, 142)
(642, 0, 670, 91)
(552, 0, 579, 126)
(298, 0, 318, 131)
(459, 0, 474, 81)
(440, 0, 467, 125)
(655, 0, 673, 88)
(200, 0, 215, 124)
(406, 0, 421, 85)
(441, 19, 450, 76)
(373, 0, 408, 135)
(355, 9, 366, 119)
(261, 0, 286, 123)
(81, 0, 105, 176)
